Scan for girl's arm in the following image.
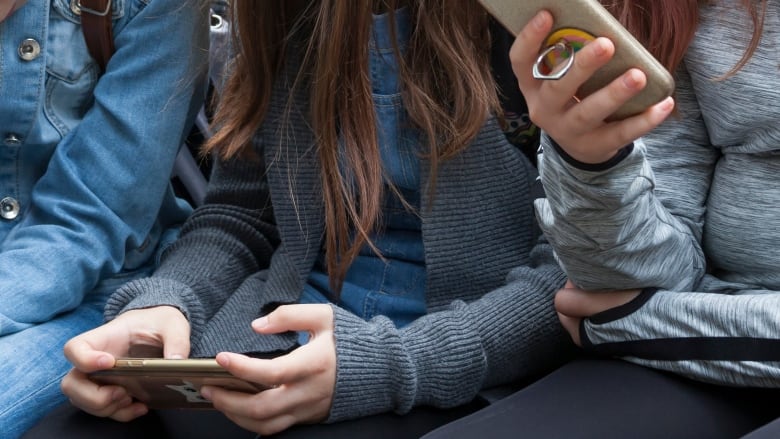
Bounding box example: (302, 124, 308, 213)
(326, 238, 573, 421)
(0, 0, 208, 334)
(578, 284, 780, 388)
(105, 152, 281, 342)
(535, 62, 715, 291)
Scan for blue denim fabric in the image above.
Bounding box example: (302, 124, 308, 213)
(0, 0, 207, 435)
(302, 187, 427, 329)
(370, 7, 419, 190)
(300, 8, 426, 332)
(0, 233, 168, 439)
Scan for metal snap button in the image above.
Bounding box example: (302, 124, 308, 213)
(18, 38, 41, 61)
(70, 0, 81, 15)
(0, 197, 20, 220)
(210, 13, 224, 29)
(4, 134, 22, 146)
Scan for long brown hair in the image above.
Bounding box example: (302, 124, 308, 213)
(602, 0, 768, 77)
(205, 0, 500, 292)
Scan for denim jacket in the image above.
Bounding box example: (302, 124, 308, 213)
(0, 0, 208, 334)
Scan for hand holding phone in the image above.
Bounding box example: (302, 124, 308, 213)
(62, 305, 199, 419)
(484, 2, 675, 164)
(480, 0, 674, 121)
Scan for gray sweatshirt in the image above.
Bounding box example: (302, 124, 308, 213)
(105, 51, 571, 421)
(536, 0, 780, 387)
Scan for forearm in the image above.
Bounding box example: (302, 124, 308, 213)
(0, 0, 209, 329)
(536, 137, 705, 291)
(106, 155, 279, 332)
(0, 237, 115, 334)
(536, 63, 718, 293)
(327, 245, 572, 422)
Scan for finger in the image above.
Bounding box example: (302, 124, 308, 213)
(61, 369, 147, 420)
(557, 312, 582, 346)
(541, 37, 616, 113)
(208, 384, 322, 435)
(214, 353, 278, 388)
(510, 10, 554, 91)
(61, 369, 123, 410)
(123, 306, 191, 359)
(568, 67, 648, 127)
(161, 323, 191, 360)
(593, 96, 675, 147)
(555, 288, 596, 316)
(224, 409, 298, 437)
(63, 336, 117, 373)
(107, 403, 149, 423)
(217, 344, 330, 386)
(78, 395, 140, 420)
(83, 395, 148, 423)
(252, 304, 333, 334)
(204, 384, 283, 422)
(555, 288, 642, 317)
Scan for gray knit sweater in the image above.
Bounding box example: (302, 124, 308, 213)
(105, 54, 571, 421)
(536, 0, 780, 387)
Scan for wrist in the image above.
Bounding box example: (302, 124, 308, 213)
(550, 139, 634, 172)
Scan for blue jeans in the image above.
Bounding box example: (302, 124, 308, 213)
(0, 227, 178, 439)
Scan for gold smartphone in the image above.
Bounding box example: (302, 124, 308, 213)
(89, 358, 268, 410)
(479, 0, 675, 120)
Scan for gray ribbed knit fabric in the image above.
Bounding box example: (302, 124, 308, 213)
(535, 0, 780, 387)
(105, 50, 571, 421)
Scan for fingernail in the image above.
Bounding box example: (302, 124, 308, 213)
(111, 388, 125, 402)
(167, 354, 184, 360)
(216, 352, 231, 368)
(623, 70, 642, 89)
(97, 355, 114, 369)
(533, 11, 547, 29)
(591, 39, 607, 57)
(660, 97, 674, 111)
(133, 406, 148, 417)
(252, 317, 269, 329)
(200, 387, 212, 400)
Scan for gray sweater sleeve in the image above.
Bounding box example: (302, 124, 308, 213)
(327, 241, 573, 422)
(105, 152, 281, 341)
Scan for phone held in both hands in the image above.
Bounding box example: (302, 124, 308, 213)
(479, 0, 675, 120)
(89, 358, 268, 410)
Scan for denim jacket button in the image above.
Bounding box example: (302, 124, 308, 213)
(18, 39, 41, 61)
(0, 197, 20, 220)
(70, 0, 82, 15)
(4, 134, 23, 146)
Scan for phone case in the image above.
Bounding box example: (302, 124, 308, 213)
(89, 359, 267, 409)
(479, 0, 674, 120)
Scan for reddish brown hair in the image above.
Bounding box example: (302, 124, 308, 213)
(602, 0, 768, 77)
(205, 1, 500, 293)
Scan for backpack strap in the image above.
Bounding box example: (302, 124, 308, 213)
(79, 0, 115, 72)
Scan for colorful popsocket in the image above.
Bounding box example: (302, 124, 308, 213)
(539, 28, 596, 76)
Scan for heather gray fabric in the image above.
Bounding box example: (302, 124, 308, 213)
(104, 50, 571, 422)
(535, 0, 780, 386)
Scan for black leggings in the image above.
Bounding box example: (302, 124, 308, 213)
(22, 394, 486, 439)
(25, 359, 780, 439)
(423, 358, 780, 439)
